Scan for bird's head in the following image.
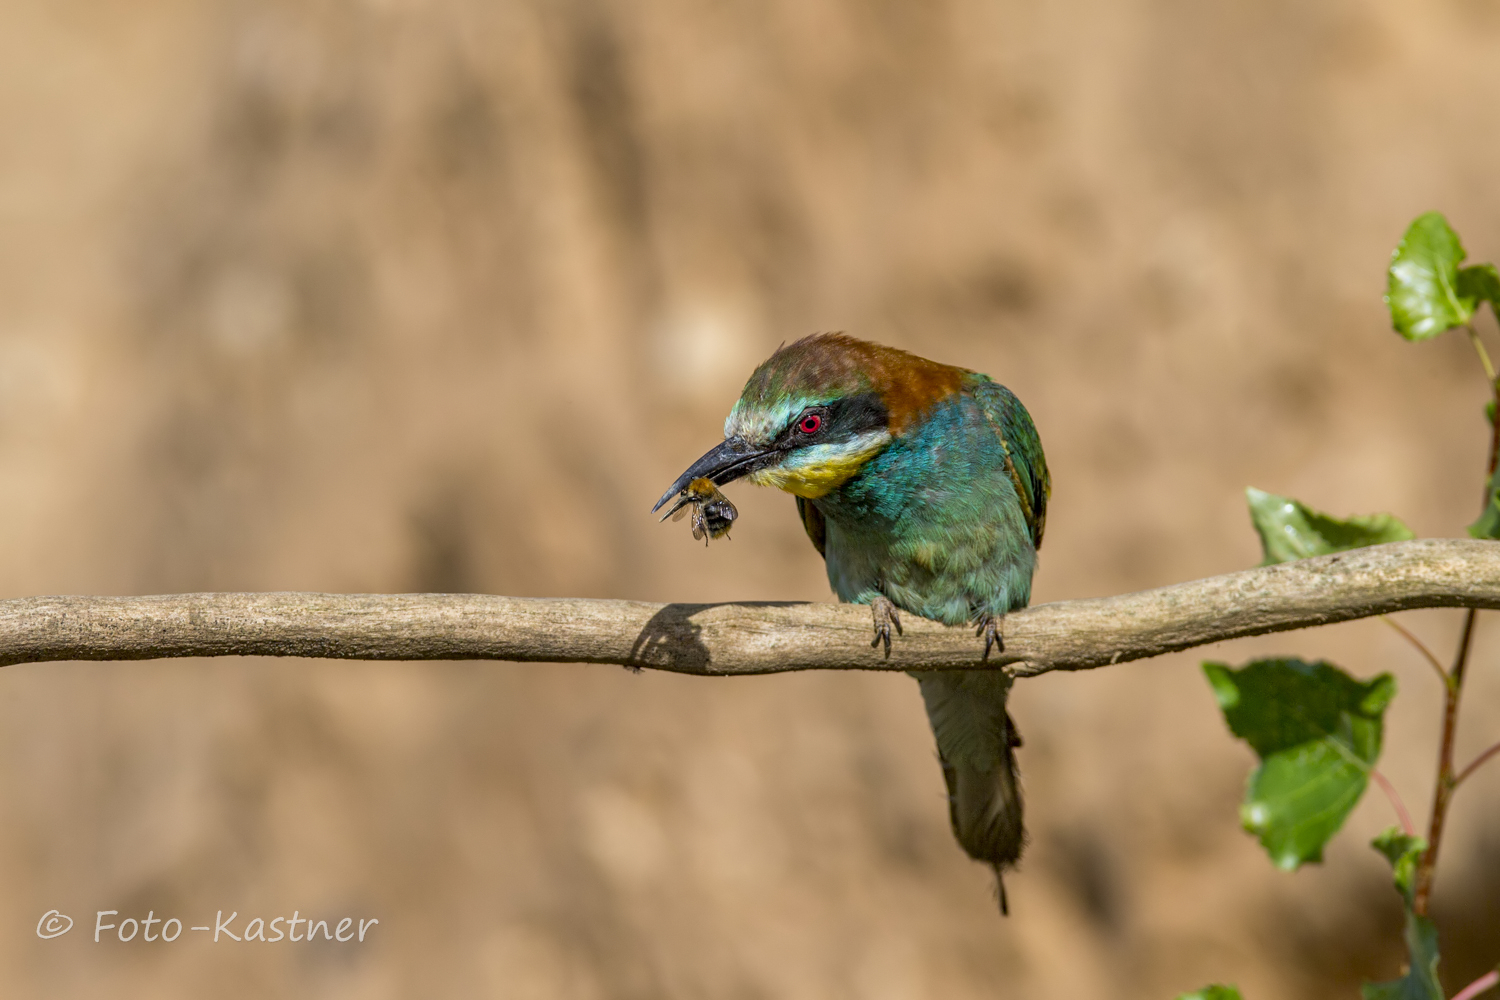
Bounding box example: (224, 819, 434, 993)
(653, 333, 968, 512)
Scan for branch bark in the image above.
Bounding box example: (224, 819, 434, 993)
(0, 539, 1495, 677)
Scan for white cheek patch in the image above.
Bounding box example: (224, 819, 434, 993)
(781, 431, 890, 471)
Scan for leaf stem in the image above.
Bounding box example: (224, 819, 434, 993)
(1467, 325, 1498, 387)
(1379, 614, 1448, 683)
(1412, 607, 1477, 917)
(1481, 320, 1500, 478)
(1454, 737, 1500, 788)
(1368, 767, 1416, 837)
(1452, 970, 1500, 1000)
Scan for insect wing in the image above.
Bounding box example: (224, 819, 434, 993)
(660, 478, 736, 544)
(702, 488, 737, 539)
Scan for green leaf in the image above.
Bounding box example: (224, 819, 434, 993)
(1360, 913, 1442, 1000)
(1468, 468, 1500, 540)
(1362, 828, 1443, 1000)
(1246, 488, 1415, 566)
(1203, 658, 1396, 869)
(1178, 987, 1244, 1000)
(1387, 212, 1476, 340)
(1371, 826, 1427, 908)
(1459, 262, 1500, 310)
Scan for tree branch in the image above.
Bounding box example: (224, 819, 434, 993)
(0, 539, 1496, 677)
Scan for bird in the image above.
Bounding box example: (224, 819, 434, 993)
(653, 332, 1050, 912)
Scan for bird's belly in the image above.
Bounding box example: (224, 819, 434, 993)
(823, 518, 1035, 626)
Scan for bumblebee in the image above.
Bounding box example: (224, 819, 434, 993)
(659, 477, 737, 544)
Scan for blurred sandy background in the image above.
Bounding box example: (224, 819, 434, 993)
(2, 0, 1499, 996)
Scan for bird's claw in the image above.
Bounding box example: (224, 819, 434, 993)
(975, 614, 1003, 661)
(870, 595, 903, 658)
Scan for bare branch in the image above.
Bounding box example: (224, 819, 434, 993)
(0, 539, 1496, 677)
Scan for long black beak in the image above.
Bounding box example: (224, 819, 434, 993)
(651, 437, 781, 512)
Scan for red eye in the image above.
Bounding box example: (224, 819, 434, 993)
(798, 413, 822, 435)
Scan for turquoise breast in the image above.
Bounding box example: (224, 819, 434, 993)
(812, 387, 1037, 626)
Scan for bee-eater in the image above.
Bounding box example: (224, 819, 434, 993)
(654, 333, 1050, 911)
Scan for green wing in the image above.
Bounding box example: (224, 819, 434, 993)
(795, 496, 827, 558)
(970, 377, 1050, 549)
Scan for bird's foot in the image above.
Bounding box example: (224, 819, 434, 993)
(975, 613, 1003, 661)
(870, 595, 903, 658)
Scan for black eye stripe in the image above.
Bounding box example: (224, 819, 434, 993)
(777, 393, 889, 447)
(829, 392, 889, 436)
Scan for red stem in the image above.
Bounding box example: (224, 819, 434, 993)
(1412, 604, 1476, 917)
(1454, 738, 1500, 788)
(1414, 321, 1500, 915)
(1368, 768, 1416, 837)
(1452, 970, 1500, 1000)
(1381, 615, 1448, 684)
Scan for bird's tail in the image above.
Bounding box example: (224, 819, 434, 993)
(915, 670, 1025, 914)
